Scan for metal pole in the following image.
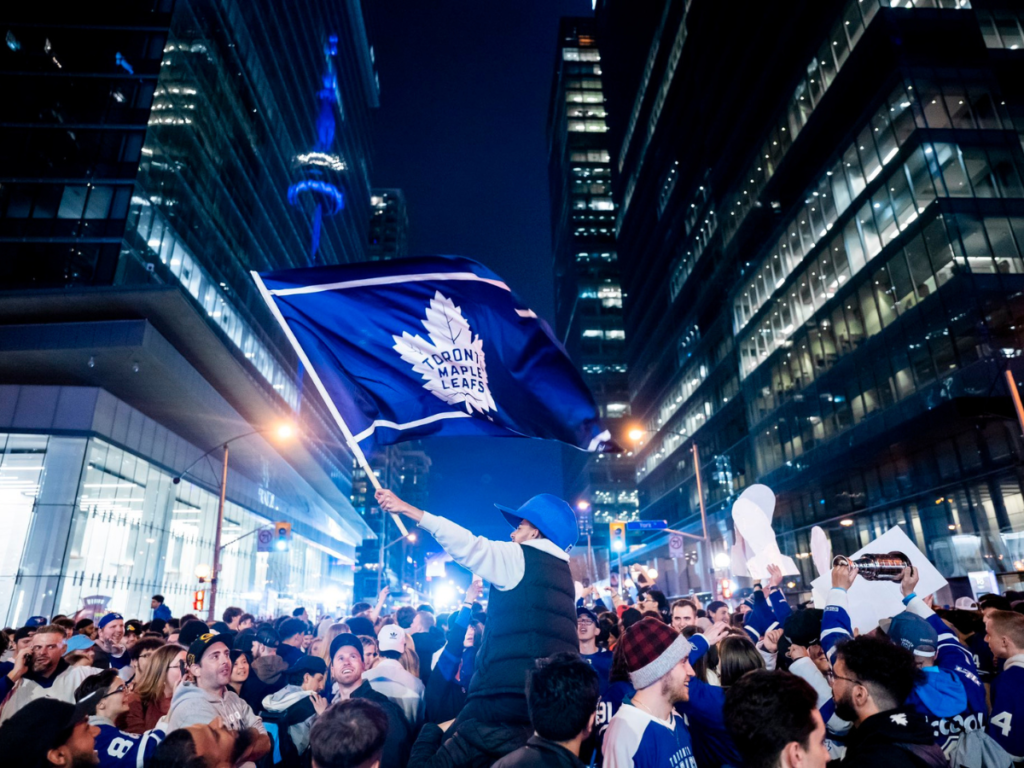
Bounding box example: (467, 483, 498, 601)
(692, 444, 709, 592)
(208, 444, 229, 624)
(1007, 369, 1024, 435)
(692, 444, 708, 541)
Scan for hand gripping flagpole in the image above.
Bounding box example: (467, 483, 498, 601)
(251, 271, 409, 537)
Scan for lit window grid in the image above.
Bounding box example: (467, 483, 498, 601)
(977, 10, 1024, 49)
(739, 139, 1024, 380)
(746, 212, 1024, 478)
(733, 77, 1013, 337)
(129, 198, 299, 409)
(718, 0, 973, 250)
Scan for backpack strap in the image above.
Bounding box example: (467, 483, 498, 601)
(893, 741, 950, 768)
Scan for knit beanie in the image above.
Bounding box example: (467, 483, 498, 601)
(620, 616, 692, 690)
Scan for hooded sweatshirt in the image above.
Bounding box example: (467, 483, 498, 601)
(168, 682, 266, 768)
(168, 681, 265, 731)
(261, 684, 317, 755)
(840, 706, 948, 768)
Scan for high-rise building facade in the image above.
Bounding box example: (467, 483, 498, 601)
(0, 0, 380, 623)
(548, 18, 638, 566)
(368, 188, 409, 261)
(597, 0, 1024, 598)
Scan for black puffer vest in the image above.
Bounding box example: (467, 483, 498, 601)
(468, 544, 578, 699)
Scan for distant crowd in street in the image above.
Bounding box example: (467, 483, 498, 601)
(4, 486, 1024, 768)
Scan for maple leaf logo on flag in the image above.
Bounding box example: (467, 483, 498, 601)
(393, 291, 497, 416)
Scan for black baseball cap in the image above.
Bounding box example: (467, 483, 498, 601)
(288, 655, 327, 677)
(186, 633, 229, 667)
(256, 626, 281, 649)
(178, 620, 210, 647)
(0, 690, 101, 767)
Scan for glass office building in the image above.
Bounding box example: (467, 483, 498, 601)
(597, 0, 1024, 599)
(548, 18, 637, 557)
(0, 0, 379, 623)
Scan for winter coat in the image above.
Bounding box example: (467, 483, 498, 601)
(409, 718, 532, 768)
(837, 706, 950, 768)
(492, 736, 586, 768)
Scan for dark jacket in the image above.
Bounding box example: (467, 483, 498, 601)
(414, 626, 447, 687)
(425, 609, 472, 725)
(492, 736, 585, 768)
(348, 680, 412, 768)
(837, 706, 950, 768)
(469, 545, 577, 701)
(409, 719, 532, 768)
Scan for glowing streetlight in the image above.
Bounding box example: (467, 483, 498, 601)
(195, 563, 212, 582)
(839, 519, 854, 527)
(628, 427, 646, 443)
(713, 552, 731, 569)
(407, 533, 418, 543)
(576, 500, 591, 512)
(275, 423, 295, 440)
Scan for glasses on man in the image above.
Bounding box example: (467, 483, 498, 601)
(823, 669, 863, 687)
(576, 618, 595, 627)
(102, 684, 126, 700)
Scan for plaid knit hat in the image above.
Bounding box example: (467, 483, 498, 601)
(620, 617, 692, 690)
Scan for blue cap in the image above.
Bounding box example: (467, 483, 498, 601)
(496, 494, 579, 552)
(64, 635, 95, 655)
(886, 611, 938, 656)
(25, 616, 48, 628)
(97, 613, 123, 629)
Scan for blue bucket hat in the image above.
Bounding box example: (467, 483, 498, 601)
(496, 494, 578, 552)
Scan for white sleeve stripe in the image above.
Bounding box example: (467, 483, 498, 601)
(821, 628, 849, 638)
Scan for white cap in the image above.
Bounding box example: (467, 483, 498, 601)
(378, 624, 406, 654)
(955, 597, 979, 610)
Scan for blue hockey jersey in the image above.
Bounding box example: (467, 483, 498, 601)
(988, 655, 1024, 760)
(89, 716, 164, 768)
(602, 704, 697, 768)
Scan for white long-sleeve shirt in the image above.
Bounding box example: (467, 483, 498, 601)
(418, 511, 569, 591)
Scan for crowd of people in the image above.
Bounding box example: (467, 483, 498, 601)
(3, 487, 1024, 768)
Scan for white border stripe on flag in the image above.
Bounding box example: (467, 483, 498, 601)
(352, 412, 473, 443)
(250, 270, 410, 535)
(268, 271, 510, 297)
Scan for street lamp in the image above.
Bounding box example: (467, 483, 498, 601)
(629, 425, 711, 591)
(628, 426, 709, 542)
(172, 422, 296, 623)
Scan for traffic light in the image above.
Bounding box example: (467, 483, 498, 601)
(609, 522, 626, 553)
(720, 578, 733, 600)
(192, 589, 205, 611)
(274, 522, 292, 552)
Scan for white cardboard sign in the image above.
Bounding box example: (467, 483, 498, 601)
(810, 525, 948, 634)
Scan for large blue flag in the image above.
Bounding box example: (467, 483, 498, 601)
(252, 255, 614, 453)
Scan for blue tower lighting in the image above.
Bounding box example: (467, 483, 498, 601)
(288, 34, 346, 263)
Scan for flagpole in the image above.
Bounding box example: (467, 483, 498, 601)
(251, 271, 408, 536)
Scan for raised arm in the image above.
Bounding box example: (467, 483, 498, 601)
(377, 488, 524, 590)
(821, 562, 858, 664)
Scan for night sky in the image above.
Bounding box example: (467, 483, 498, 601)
(367, 0, 593, 540)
